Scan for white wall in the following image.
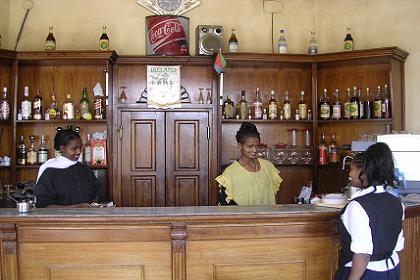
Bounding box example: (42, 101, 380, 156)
(0, 0, 10, 48)
(4, 0, 420, 132)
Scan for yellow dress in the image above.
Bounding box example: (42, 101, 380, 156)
(215, 158, 283, 205)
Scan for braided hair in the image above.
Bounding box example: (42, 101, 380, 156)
(54, 128, 82, 150)
(235, 122, 261, 144)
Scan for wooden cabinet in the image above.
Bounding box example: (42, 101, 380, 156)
(117, 109, 210, 206)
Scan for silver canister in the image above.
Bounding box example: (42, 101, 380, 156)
(16, 200, 34, 213)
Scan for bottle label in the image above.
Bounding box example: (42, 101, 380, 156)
(350, 102, 358, 118)
(332, 104, 341, 119)
(319, 147, 328, 165)
(374, 100, 382, 117)
(99, 39, 109, 50)
(344, 41, 353, 51)
(34, 100, 41, 110)
(80, 102, 89, 115)
(0, 101, 10, 120)
(64, 104, 75, 119)
(22, 101, 32, 119)
(224, 104, 235, 119)
(27, 151, 37, 165)
(84, 147, 92, 163)
(298, 104, 307, 119)
(344, 102, 351, 118)
(45, 41, 56, 51)
(283, 104, 291, 119)
(48, 108, 57, 119)
(359, 102, 365, 118)
(268, 104, 277, 119)
(279, 45, 288, 54)
(253, 103, 263, 119)
(229, 42, 239, 52)
(320, 104, 330, 119)
(329, 147, 340, 163)
(38, 151, 48, 164)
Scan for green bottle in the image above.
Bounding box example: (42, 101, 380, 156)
(80, 88, 91, 120)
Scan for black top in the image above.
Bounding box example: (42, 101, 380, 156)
(35, 163, 99, 208)
(338, 190, 403, 266)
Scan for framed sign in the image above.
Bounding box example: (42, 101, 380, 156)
(147, 65, 182, 108)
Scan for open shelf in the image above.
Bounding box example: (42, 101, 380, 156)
(222, 119, 313, 124)
(16, 119, 107, 124)
(16, 165, 108, 169)
(317, 118, 392, 124)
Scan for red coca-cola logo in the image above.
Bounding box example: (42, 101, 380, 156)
(147, 16, 188, 55)
(149, 19, 184, 44)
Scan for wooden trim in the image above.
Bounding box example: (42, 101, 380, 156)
(16, 50, 118, 63)
(0, 49, 17, 61)
(171, 222, 186, 280)
(116, 55, 212, 66)
(0, 224, 18, 280)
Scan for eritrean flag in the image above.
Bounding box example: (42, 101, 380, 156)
(214, 50, 227, 75)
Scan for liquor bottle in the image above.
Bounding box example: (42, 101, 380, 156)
(343, 88, 351, 119)
(358, 88, 365, 119)
(205, 88, 212, 104)
(17, 136, 26, 165)
(99, 26, 110, 51)
(382, 84, 391, 118)
(63, 94, 75, 120)
(344, 27, 354, 51)
(307, 31, 318, 55)
(374, 86, 383, 118)
(26, 135, 37, 165)
(364, 87, 373, 119)
(93, 93, 105, 120)
(331, 89, 341, 120)
(283, 91, 291, 120)
(350, 86, 359, 119)
(21, 86, 32, 120)
(38, 134, 48, 165)
(228, 28, 239, 52)
(80, 87, 91, 120)
(268, 90, 278, 120)
(252, 88, 263, 119)
(55, 127, 63, 158)
(262, 108, 268, 120)
(318, 133, 328, 165)
(298, 91, 307, 120)
(328, 133, 340, 163)
(223, 95, 235, 119)
(84, 134, 92, 165)
(46, 92, 60, 120)
(319, 89, 331, 120)
(278, 29, 288, 54)
(238, 90, 248, 119)
(248, 108, 252, 120)
(33, 89, 43, 120)
(0, 87, 10, 120)
(45, 26, 56, 51)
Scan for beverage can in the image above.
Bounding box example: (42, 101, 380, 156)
(146, 15, 189, 56)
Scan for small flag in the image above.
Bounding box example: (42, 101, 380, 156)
(214, 50, 227, 75)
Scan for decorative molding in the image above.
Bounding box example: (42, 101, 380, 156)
(171, 222, 186, 280)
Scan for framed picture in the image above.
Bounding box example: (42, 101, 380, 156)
(147, 65, 182, 108)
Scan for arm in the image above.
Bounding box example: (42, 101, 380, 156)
(218, 186, 237, 206)
(348, 253, 370, 280)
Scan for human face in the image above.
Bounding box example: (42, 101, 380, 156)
(349, 162, 363, 187)
(239, 136, 260, 160)
(60, 138, 82, 161)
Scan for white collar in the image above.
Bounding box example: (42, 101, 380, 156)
(36, 156, 78, 182)
(350, 185, 386, 200)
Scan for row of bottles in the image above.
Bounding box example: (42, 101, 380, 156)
(223, 89, 311, 121)
(318, 85, 391, 120)
(227, 27, 353, 54)
(45, 25, 109, 51)
(19, 87, 105, 121)
(16, 132, 92, 166)
(318, 133, 341, 165)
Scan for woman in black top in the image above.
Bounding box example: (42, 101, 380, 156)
(35, 128, 99, 208)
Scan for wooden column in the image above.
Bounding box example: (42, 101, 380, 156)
(171, 222, 186, 280)
(0, 224, 18, 280)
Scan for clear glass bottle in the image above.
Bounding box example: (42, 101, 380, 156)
(382, 84, 391, 118)
(223, 95, 235, 119)
(238, 90, 248, 119)
(26, 135, 37, 165)
(46, 92, 59, 120)
(319, 89, 331, 120)
(21, 86, 32, 120)
(343, 88, 351, 119)
(45, 26, 56, 51)
(252, 88, 263, 119)
(99, 26, 110, 51)
(278, 29, 288, 54)
(80, 87, 91, 120)
(328, 133, 340, 163)
(17, 136, 26, 165)
(283, 91, 291, 120)
(268, 90, 278, 120)
(308, 31, 318, 55)
(344, 27, 354, 51)
(0, 87, 10, 120)
(84, 133, 92, 165)
(63, 94, 75, 120)
(38, 134, 48, 165)
(298, 91, 307, 120)
(364, 87, 373, 119)
(33, 89, 43, 120)
(228, 28, 239, 52)
(374, 86, 383, 118)
(331, 89, 341, 120)
(358, 88, 365, 119)
(350, 86, 359, 119)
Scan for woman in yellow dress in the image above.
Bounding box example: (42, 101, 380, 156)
(216, 122, 282, 205)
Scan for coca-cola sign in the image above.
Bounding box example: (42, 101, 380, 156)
(146, 16, 189, 56)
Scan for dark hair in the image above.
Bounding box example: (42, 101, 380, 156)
(54, 128, 82, 150)
(235, 122, 260, 144)
(362, 142, 396, 188)
(351, 152, 366, 187)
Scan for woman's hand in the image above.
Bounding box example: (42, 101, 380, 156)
(348, 253, 370, 280)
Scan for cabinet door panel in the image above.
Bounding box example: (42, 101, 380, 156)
(166, 112, 209, 206)
(120, 111, 165, 207)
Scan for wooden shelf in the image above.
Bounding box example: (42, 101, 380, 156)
(0, 120, 11, 124)
(16, 119, 107, 124)
(116, 103, 214, 110)
(317, 118, 392, 124)
(16, 165, 108, 169)
(222, 119, 313, 124)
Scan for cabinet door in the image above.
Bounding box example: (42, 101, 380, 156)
(166, 111, 209, 206)
(120, 111, 166, 207)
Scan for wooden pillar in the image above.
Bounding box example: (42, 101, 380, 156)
(0, 224, 18, 280)
(171, 222, 187, 280)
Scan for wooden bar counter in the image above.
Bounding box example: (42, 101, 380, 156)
(0, 203, 419, 280)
